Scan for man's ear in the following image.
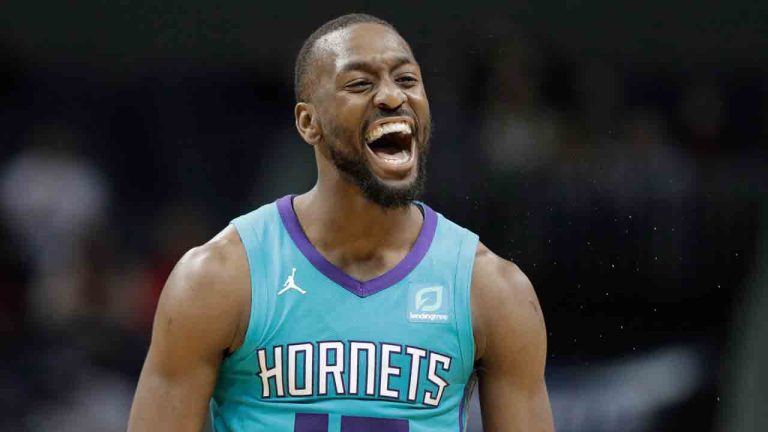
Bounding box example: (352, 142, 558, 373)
(295, 102, 322, 145)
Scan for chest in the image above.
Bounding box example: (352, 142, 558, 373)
(236, 249, 465, 406)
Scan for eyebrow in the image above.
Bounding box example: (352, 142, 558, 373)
(338, 55, 416, 74)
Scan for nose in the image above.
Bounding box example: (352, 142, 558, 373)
(373, 79, 406, 111)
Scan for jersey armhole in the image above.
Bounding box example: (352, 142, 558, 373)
(453, 229, 480, 378)
(224, 217, 268, 363)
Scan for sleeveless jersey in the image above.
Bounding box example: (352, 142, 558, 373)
(210, 195, 479, 432)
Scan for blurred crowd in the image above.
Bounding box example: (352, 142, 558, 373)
(0, 24, 766, 432)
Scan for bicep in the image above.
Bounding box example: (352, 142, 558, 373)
(128, 246, 243, 431)
(475, 259, 554, 432)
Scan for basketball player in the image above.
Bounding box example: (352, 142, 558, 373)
(128, 14, 553, 432)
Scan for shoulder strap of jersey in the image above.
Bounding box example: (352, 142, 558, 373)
(226, 203, 278, 363)
(451, 221, 480, 378)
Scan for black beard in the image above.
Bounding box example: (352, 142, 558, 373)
(327, 141, 428, 209)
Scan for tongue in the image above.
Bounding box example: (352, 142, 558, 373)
(371, 144, 402, 156)
(374, 148, 410, 163)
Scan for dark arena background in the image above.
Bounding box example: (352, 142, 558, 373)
(1, 2, 766, 431)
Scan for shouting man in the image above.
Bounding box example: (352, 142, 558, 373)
(128, 13, 554, 432)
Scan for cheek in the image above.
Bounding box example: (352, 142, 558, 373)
(409, 88, 429, 114)
(319, 112, 362, 151)
(332, 97, 369, 129)
(411, 93, 430, 134)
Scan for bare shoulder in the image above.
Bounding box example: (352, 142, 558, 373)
(168, 225, 247, 292)
(471, 242, 546, 362)
(471, 244, 554, 432)
(155, 225, 250, 353)
(128, 226, 250, 431)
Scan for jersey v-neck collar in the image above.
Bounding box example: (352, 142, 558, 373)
(276, 194, 438, 298)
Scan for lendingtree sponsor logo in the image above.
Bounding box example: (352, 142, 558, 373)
(409, 285, 449, 323)
(415, 286, 442, 312)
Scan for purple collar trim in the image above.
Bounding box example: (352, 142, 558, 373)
(276, 195, 438, 298)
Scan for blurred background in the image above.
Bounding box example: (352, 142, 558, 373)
(0, 1, 766, 431)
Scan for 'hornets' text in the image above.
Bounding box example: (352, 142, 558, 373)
(255, 340, 454, 407)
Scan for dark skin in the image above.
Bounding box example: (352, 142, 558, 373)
(128, 23, 553, 431)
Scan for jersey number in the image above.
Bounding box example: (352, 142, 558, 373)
(295, 413, 408, 431)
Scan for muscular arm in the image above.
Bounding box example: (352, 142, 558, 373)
(472, 243, 554, 432)
(127, 227, 249, 431)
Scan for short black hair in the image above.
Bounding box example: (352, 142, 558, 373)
(294, 13, 397, 102)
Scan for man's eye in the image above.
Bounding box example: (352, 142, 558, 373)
(396, 76, 419, 86)
(346, 81, 371, 91)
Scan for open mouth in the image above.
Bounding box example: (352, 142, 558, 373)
(364, 121, 414, 166)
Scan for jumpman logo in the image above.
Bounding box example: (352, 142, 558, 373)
(278, 267, 306, 296)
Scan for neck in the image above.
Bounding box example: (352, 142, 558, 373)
(292, 179, 423, 268)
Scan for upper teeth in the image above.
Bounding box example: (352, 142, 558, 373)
(365, 122, 412, 144)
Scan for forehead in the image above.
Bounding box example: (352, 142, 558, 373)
(315, 23, 415, 72)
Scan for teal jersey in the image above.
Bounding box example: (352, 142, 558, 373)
(210, 195, 479, 432)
